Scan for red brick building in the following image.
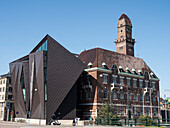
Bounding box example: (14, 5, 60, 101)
(77, 14, 160, 120)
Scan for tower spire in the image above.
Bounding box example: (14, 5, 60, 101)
(115, 14, 135, 56)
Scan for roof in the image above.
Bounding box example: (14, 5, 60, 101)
(78, 48, 158, 78)
(118, 13, 132, 27)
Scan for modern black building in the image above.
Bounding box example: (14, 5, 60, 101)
(9, 35, 85, 123)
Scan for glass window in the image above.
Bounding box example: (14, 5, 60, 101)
(103, 88, 108, 98)
(86, 89, 91, 99)
(36, 40, 48, 52)
(145, 81, 149, 88)
(0, 80, 2, 84)
(103, 74, 108, 83)
(134, 106, 138, 116)
(152, 82, 156, 89)
(112, 76, 117, 84)
(113, 90, 117, 99)
(139, 80, 143, 88)
(3, 87, 5, 92)
(127, 92, 130, 101)
(120, 91, 124, 100)
(127, 78, 131, 86)
(2, 95, 4, 100)
(120, 77, 124, 85)
(0, 88, 1, 92)
(121, 106, 124, 115)
(140, 107, 143, 115)
(140, 92, 143, 101)
(0, 95, 1, 100)
(8, 95, 12, 100)
(114, 106, 117, 114)
(3, 80, 5, 84)
(153, 108, 156, 116)
(153, 94, 156, 102)
(133, 79, 137, 87)
(146, 93, 149, 101)
(9, 87, 12, 92)
(134, 92, 137, 101)
(146, 107, 149, 115)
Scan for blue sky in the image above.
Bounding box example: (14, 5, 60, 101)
(0, 0, 170, 96)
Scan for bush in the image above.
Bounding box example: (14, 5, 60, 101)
(138, 115, 157, 126)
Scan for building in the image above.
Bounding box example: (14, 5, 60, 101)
(9, 13, 160, 124)
(0, 73, 14, 121)
(9, 35, 86, 124)
(77, 14, 160, 120)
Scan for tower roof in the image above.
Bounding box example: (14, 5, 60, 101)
(118, 13, 132, 27)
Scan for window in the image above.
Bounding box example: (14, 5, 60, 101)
(139, 80, 143, 88)
(8, 95, 13, 100)
(0, 88, 1, 92)
(153, 94, 156, 102)
(146, 93, 149, 101)
(146, 107, 149, 115)
(3, 80, 5, 84)
(103, 74, 108, 83)
(134, 92, 137, 101)
(120, 91, 124, 100)
(145, 81, 149, 88)
(3, 87, 5, 92)
(9, 87, 12, 92)
(127, 92, 130, 101)
(112, 76, 117, 84)
(153, 108, 156, 116)
(36, 40, 47, 52)
(120, 77, 124, 85)
(140, 107, 143, 115)
(2, 95, 4, 100)
(133, 79, 137, 87)
(113, 90, 117, 99)
(134, 106, 138, 116)
(114, 106, 117, 114)
(0, 95, 1, 100)
(0, 80, 2, 84)
(152, 82, 156, 89)
(103, 88, 108, 98)
(86, 89, 91, 99)
(119, 46, 123, 50)
(140, 92, 143, 101)
(127, 78, 131, 86)
(121, 106, 124, 115)
(121, 30, 123, 32)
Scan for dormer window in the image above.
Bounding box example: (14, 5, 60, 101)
(126, 67, 131, 74)
(102, 62, 107, 69)
(88, 62, 92, 68)
(138, 70, 143, 76)
(132, 68, 138, 75)
(119, 66, 124, 72)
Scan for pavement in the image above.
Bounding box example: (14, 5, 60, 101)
(0, 121, 169, 128)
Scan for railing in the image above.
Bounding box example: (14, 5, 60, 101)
(95, 118, 170, 127)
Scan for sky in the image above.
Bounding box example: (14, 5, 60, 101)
(0, 0, 170, 97)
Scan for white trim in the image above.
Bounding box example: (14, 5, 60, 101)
(119, 76, 124, 79)
(103, 73, 108, 76)
(133, 78, 137, 81)
(112, 75, 118, 77)
(145, 80, 149, 82)
(126, 77, 131, 80)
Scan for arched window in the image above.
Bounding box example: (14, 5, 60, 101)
(113, 90, 117, 99)
(120, 90, 124, 100)
(153, 94, 156, 102)
(146, 93, 149, 101)
(140, 92, 143, 101)
(103, 88, 108, 98)
(134, 92, 137, 101)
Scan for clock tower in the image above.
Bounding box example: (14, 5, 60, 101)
(115, 13, 135, 56)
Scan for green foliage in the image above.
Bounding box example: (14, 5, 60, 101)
(138, 115, 157, 126)
(96, 104, 121, 125)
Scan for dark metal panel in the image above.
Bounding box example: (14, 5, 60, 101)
(9, 62, 27, 118)
(46, 35, 86, 122)
(29, 51, 45, 119)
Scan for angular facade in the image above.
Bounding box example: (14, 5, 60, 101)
(9, 35, 86, 123)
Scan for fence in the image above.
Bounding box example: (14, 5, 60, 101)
(95, 118, 170, 127)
